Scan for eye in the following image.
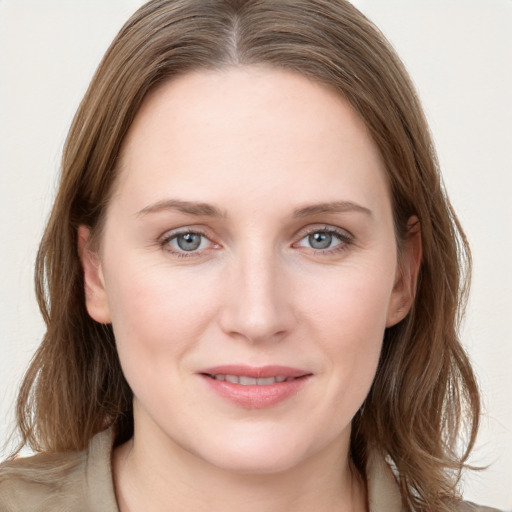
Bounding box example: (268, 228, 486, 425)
(165, 231, 212, 253)
(306, 231, 337, 250)
(295, 227, 351, 252)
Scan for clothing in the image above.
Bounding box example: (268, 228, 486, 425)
(0, 429, 501, 512)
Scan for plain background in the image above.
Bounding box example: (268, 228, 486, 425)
(0, 1, 511, 509)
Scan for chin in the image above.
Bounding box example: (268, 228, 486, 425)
(206, 445, 305, 475)
(190, 423, 336, 476)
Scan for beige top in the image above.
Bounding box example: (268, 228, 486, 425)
(0, 429, 500, 511)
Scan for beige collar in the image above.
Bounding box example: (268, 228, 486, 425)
(367, 451, 402, 511)
(85, 428, 119, 512)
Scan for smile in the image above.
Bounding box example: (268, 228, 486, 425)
(199, 365, 311, 409)
(207, 374, 293, 385)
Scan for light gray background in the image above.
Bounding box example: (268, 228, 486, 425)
(1, 1, 511, 509)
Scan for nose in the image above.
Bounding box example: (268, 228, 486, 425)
(218, 245, 295, 344)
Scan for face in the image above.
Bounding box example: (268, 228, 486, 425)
(81, 66, 419, 475)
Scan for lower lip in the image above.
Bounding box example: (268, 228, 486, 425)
(201, 375, 310, 409)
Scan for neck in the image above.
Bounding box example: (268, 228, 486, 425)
(113, 415, 367, 512)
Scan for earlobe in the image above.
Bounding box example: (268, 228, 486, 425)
(386, 216, 422, 327)
(77, 225, 111, 324)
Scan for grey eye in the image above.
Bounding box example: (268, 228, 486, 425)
(175, 233, 203, 251)
(296, 229, 345, 251)
(308, 232, 334, 250)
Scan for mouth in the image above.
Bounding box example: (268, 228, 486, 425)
(199, 365, 312, 409)
(203, 374, 303, 385)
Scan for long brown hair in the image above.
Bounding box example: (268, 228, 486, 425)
(13, 1, 478, 510)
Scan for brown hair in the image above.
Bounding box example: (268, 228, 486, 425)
(14, 1, 479, 510)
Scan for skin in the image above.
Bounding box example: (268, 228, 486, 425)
(80, 66, 421, 512)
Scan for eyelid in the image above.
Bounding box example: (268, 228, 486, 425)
(296, 224, 353, 241)
(159, 227, 219, 258)
(293, 225, 354, 253)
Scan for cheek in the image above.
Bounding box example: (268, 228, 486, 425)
(301, 261, 395, 335)
(102, 256, 220, 371)
(298, 263, 395, 384)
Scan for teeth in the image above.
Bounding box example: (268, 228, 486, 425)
(212, 374, 290, 385)
(239, 376, 257, 385)
(257, 377, 276, 385)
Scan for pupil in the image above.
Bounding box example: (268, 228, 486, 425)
(309, 232, 332, 249)
(177, 233, 201, 251)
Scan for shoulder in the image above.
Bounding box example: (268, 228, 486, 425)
(366, 451, 504, 512)
(0, 429, 117, 512)
(0, 449, 87, 511)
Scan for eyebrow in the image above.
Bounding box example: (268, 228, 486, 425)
(136, 199, 225, 218)
(136, 198, 372, 219)
(293, 201, 372, 218)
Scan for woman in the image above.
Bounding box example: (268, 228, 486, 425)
(0, 1, 500, 510)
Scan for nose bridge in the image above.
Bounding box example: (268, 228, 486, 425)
(219, 240, 293, 343)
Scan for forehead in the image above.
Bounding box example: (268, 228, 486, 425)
(114, 66, 389, 216)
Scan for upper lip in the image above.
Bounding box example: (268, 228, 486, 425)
(199, 365, 311, 379)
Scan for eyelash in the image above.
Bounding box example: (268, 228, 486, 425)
(159, 226, 354, 258)
(295, 226, 353, 256)
(160, 229, 215, 259)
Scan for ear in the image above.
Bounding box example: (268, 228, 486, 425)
(77, 225, 111, 324)
(386, 216, 422, 327)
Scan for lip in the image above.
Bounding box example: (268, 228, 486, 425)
(198, 365, 312, 409)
